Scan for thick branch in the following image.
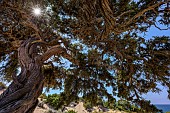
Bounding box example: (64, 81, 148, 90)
(40, 45, 67, 62)
(122, 2, 166, 27)
(100, 1, 167, 37)
(40, 45, 79, 66)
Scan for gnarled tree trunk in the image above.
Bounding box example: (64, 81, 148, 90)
(0, 38, 44, 113)
(0, 36, 70, 113)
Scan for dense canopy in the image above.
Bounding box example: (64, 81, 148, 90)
(0, 0, 170, 112)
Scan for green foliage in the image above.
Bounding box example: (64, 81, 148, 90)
(82, 95, 104, 109)
(65, 110, 77, 113)
(83, 101, 93, 109)
(103, 98, 116, 109)
(138, 100, 163, 113)
(103, 99, 162, 113)
(166, 112, 170, 113)
(45, 94, 61, 110)
(39, 93, 47, 99)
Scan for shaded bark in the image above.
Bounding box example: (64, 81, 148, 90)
(0, 38, 44, 113)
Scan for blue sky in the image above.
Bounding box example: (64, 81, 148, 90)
(144, 86, 170, 104)
(141, 26, 170, 104)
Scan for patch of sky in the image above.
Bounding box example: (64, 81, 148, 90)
(43, 87, 63, 95)
(143, 83, 170, 104)
(133, 59, 144, 65)
(146, 27, 170, 39)
(45, 55, 71, 70)
(58, 56, 72, 69)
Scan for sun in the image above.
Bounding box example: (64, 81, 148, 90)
(33, 8, 41, 15)
(32, 7, 42, 16)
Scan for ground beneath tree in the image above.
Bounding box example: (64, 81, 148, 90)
(34, 101, 128, 113)
(0, 89, 131, 113)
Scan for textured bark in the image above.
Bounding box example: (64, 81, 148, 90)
(0, 38, 44, 113)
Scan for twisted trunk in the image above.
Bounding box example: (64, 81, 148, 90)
(0, 38, 44, 113)
(0, 36, 70, 113)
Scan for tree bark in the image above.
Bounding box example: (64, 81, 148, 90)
(0, 37, 72, 113)
(0, 38, 44, 113)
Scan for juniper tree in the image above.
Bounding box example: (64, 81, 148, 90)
(0, 0, 170, 113)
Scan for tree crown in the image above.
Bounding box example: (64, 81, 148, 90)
(0, 0, 170, 112)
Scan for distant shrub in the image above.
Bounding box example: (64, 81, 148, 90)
(83, 101, 93, 109)
(39, 93, 47, 99)
(45, 94, 61, 109)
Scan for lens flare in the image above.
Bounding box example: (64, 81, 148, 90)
(32, 7, 41, 16)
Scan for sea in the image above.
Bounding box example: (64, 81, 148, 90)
(155, 104, 170, 113)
